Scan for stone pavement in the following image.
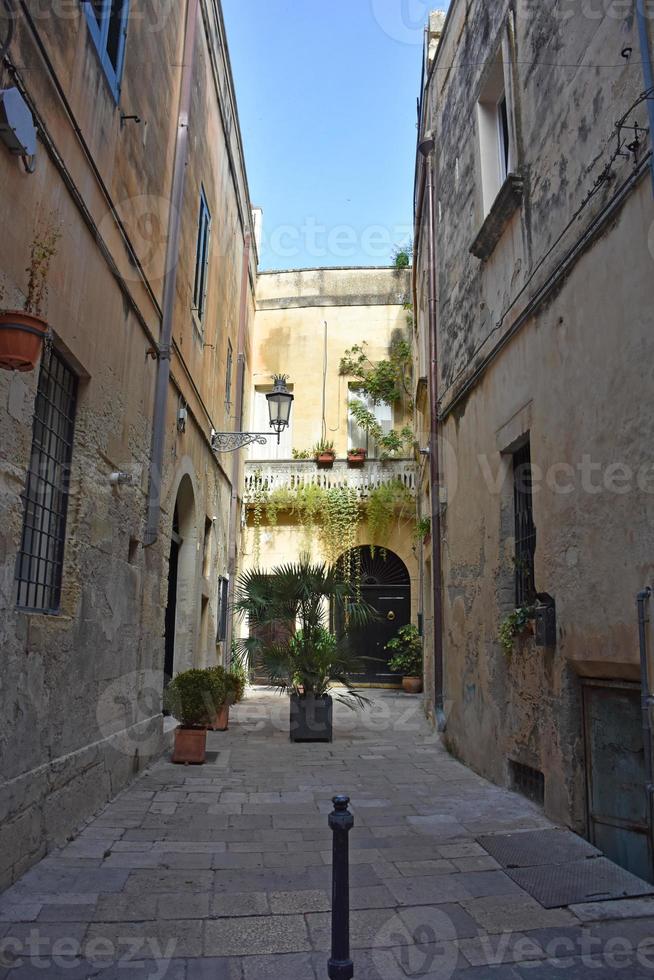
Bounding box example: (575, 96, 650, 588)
(3, 689, 654, 978)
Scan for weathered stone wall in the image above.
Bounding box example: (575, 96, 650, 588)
(0, 1, 256, 888)
(415, 1, 654, 828)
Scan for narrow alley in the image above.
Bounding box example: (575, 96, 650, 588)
(2, 690, 654, 979)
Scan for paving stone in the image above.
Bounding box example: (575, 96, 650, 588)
(269, 889, 330, 914)
(242, 952, 318, 978)
(461, 896, 577, 934)
(387, 873, 473, 906)
(85, 918, 203, 957)
(308, 908, 415, 951)
(395, 859, 458, 877)
(570, 898, 654, 922)
(123, 869, 214, 894)
(212, 892, 270, 918)
(182, 957, 243, 979)
(205, 914, 311, 955)
(458, 933, 546, 967)
(93, 894, 158, 922)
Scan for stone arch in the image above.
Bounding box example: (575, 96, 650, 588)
(165, 470, 200, 678)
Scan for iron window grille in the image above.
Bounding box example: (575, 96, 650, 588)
(193, 187, 212, 326)
(216, 576, 229, 642)
(16, 346, 78, 614)
(513, 441, 536, 607)
(509, 759, 545, 806)
(82, 1, 130, 101)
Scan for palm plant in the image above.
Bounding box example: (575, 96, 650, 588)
(233, 555, 375, 709)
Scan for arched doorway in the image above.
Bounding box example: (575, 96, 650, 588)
(336, 546, 411, 687)
(164, 475, 198, 683)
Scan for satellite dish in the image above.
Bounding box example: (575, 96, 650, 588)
(0, 88, 37, 157)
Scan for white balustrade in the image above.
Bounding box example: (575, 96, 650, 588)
(243, 459, 416, 502)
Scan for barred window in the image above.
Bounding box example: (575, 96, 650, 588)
(16, 347, 78, 613)
(513, 441, 536, 608)
(216, 576, 229, 643)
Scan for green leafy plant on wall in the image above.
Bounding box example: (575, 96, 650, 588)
(499, 606, 536, 654)
(414, 517, 431, 542)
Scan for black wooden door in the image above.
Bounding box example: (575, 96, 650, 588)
(164, 537, 180, 687)
(351, 586, 411, 685)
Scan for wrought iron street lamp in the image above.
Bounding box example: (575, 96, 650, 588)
(211, 374, 294, 453)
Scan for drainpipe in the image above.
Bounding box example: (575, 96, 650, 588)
(223, 230, 252, 665)
(418, 135, 446, 732)
(144, 0, 199, 547)
(637, 586, 654, 871)
(636, 0, 654, 197)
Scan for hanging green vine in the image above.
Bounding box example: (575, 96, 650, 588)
(248, 479, 415, 567)
(367, 480, 415, 547)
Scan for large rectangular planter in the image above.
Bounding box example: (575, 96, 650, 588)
(290, 694, 333, 742)
(171, 727, 207, 764)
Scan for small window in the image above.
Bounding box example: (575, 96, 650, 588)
(193, 188, 212, 326)
(16, 347, 78, 613)
(513, 441, 536, 607)
(477, 46, 515, 215)
(225, 339, 233, 413)
(216, 576, 229, 643)
(83, 0, 130, 101)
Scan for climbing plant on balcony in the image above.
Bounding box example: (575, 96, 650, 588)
(339, 329, 415, 459)
(367, 480, 415, 548)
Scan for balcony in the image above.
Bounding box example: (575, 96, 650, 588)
(243, 458, 416, 502)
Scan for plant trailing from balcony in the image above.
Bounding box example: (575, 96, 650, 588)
(367, 480, 415, 548)
(321, 486, 361, 566)
(499, 606, 536, 654)
(292, 448, 312, 460)
(0, 214, 62, 372)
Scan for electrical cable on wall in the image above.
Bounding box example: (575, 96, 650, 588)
(321, 319, 328, 443)
(0, 0, 14, 62)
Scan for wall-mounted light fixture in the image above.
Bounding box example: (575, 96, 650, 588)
(177, 403, 188, 433)
(211, 374, 294, 453)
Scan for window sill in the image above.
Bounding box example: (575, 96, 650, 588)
(470, 173, 524, 261)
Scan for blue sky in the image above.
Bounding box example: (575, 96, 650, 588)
(222, 1, 440, 270)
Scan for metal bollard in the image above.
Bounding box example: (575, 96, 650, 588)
(328, 795, 354, 980)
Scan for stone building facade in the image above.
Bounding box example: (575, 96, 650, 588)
(414, 2, 654, 878)
(241, 267, 420, 686)
(0, 1, 256, 887)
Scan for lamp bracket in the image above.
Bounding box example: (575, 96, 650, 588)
(211, 431, 275, 453)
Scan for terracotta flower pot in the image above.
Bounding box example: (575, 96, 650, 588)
(0, 311, 48, 372)
(316, 452, 335, 468)
(209, 704, 230, 732)
(402, 676, 423, 695)
(347, 451, 366, 468)
(171, 726, 207, 764)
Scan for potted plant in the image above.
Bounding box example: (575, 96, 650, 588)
(0, 219, 61, 372)
(163, 668, 221, 764)
(347, 447, 367, 467)
(207, 662, 246, 731)
(313, 439, 336, 468)
(499, 606, 536, 654)
(385, 624, 424, 694)
(234, 557, 374, 741)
